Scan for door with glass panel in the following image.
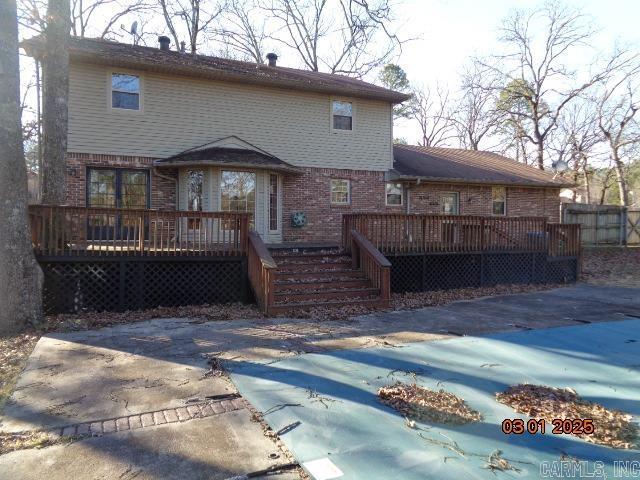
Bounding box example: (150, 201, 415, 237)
(86, 168, 149, 241)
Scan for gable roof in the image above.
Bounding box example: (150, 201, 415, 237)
(21, 36, 411, 104)
(391, 145, 570, 188)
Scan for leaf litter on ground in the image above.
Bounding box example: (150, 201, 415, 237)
(496, 384, 639, 449)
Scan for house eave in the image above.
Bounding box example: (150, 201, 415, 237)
(153, 159, 303, 175)
(387, 173, 570, 189)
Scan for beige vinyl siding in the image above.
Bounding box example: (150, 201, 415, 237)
(68, 63, 393, 171)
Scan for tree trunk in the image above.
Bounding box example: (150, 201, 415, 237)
(612, 152, 629, 207)
(535, 141, 544, 170)
(0, 0, 43, 333)
(41, 0, 70, 205)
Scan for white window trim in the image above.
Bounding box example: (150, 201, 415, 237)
(108, 71, 143, 113)
(441, 192, 460, 215)
(385, 182, 404, 206)
(268, 173, 282, 233)
(330, 97, 355, 134)
(330, 178, 351, 205)
(491, 186, 507, 216)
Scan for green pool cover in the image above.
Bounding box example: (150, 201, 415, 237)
(230, 319, 640, 479)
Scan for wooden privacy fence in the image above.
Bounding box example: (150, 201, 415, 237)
(29, 205, 250, 257)
(342, 214, 580, 257)
(561, 203, 640, 246)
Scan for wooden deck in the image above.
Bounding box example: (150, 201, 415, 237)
(342, 213, 581, 258)
(29, 205, 250, 257)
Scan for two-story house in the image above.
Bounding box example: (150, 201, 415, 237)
(24, 35, 566, 246)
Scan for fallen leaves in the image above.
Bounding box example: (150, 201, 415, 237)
(378, 382, 482, 425)
(496, 384, 639, 449)
(582, 247, 640, 288)
(0, 334, 40, 410)
(0, 431, 73, 455)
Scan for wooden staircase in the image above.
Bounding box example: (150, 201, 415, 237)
(268, 247, 387, 315)
(247, 231, 391, 316)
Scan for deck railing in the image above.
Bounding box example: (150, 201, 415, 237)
(343, 214, 581, 257)
(350, 229, 391, 307)
(29, 205, 250, 257)
(547, 223, 581, 257)
(247, 231, 277, 314)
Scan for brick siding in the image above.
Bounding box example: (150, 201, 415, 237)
(63, 154, 560, 243)
(408, 183, 560, 223)
(65, 152, 177, 209)
(282, 167, 404, 243)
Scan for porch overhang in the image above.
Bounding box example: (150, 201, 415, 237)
(154, 146, 303, 175)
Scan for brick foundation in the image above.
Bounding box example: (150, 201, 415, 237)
(65, 152, 177, 209)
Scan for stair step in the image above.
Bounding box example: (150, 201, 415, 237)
(275, 268, 363, 278)
(268, 297, 389, 315)
(276, 262, 353, 273)
(270, 249, 343, 258)
(272, 253, 351, 265)
(276, 257, 351, 270)
(275, 287, 379, 302)
(274, 279, 371, 291)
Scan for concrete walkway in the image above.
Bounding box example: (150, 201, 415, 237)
(0, 284, 638, 479)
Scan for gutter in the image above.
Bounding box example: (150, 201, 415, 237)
(387, 173, 572, 189)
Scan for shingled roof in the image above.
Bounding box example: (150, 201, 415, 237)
(21, 36, 411, 104)
(155, 146, 302, 174)
(391, 145, 570, 188)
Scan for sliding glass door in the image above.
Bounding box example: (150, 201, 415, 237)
(87, 168, 149, 240)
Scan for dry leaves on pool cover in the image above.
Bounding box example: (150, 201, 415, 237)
(378, 382, 482, 425)
(496, 384, 639, 449)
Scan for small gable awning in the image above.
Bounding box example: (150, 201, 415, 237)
(154, 146, 303, 174)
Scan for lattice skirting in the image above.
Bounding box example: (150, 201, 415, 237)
(389, 252, 578, 293)
(39, 256, 249, 314)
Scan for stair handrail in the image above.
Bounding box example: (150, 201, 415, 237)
(247, 231, 278, 315)
(350, 229, 391, 307)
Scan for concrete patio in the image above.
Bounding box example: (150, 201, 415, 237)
(0, 284, 638, 479)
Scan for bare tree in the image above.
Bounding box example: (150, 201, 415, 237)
(451, 62, 501, 150)
(40, 0, 70, 204)
(0, 0, 43, 333)
(18, 0, 151, 39)
(217, 0, 266, 62)
(263, 0, 403, 77)
(597, 67, 640, 206)
(484, 1, 633, 170)
(551, 103, 601, 202)
(410, 85, 456, 148)
(158, 0, 226, 54)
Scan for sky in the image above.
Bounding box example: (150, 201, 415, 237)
(18, 0, 640, 147)
(390, 0, 640, 143)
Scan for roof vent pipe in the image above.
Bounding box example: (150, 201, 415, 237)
(266, 53, 278, 67)
(158, 36, 171, 51)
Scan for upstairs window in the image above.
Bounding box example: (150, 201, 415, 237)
(330, 179, 350, 205)
(385, 182, 403, 206)
(111, 73, 140, 110)
(492, 186, 506, 215)
(332, 100, 353, 131)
